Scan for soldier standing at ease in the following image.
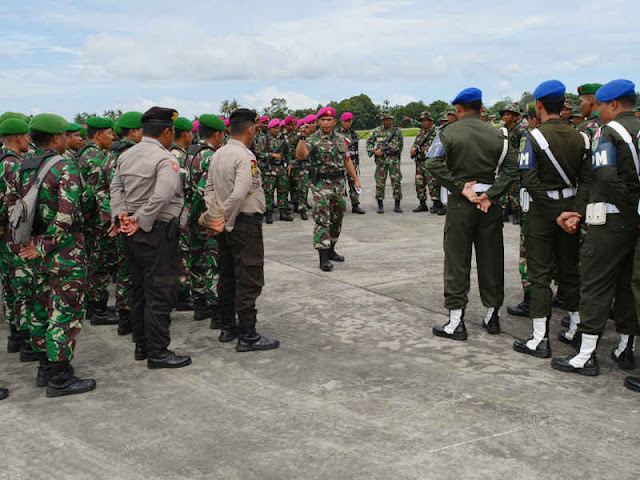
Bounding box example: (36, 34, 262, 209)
(410, 112, 438, 213)
(258, 119, 292, 223)
(577, 83, 603, 140)
(426, 88, 517, 341)
(366, 113, 403, 214)
(338, 112, 365, 215)
(512, 80, 592, 359)
(296, 107, 362, 272)
(111, 106, 191, 369)
(552, 80, 640, 376)
(499, 103, 526, 224)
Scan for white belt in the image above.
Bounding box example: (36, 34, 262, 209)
(472, 183, 492, 193)
(607, 203, 620, 214)
(546, 187, 576, 200)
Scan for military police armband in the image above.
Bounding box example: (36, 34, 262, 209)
(426, 133, 444, 158)
(591, 128, 617, 170)
(518, 136, 537, 170)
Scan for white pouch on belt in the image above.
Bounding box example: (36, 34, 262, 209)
(520, 188, 531, 213)
(440, 186, 449, 206)
(585, 202, 607, 226)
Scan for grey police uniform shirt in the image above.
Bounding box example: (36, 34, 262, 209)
(203, 138, 266, 231)
(110, 136, 184, 232)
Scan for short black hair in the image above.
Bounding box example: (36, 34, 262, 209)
(199, 124, 215, 139)
(30, 130, 54, 148)
(174, 129, 187, 141)
(87, 126, 99, 139)
(539, 96, 564, 115)
(143, 123, 173, 137)
(120, 127, 131, 137)
(618, 95, 637, 108)
(459, 100, 482, 114)
(230, 120, 254, 136)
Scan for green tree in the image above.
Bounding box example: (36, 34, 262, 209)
(264, 98, 290, 119)
(102, 109, 122, 121)
(73, 112, 96, 124)
(220, 99, 239, 117)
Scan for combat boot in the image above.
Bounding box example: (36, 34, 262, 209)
(265, 210, 273, 224)
(513, 317, 551, 358)
(624, 376, 640, 392)
(319, 249, 334, 272)
(7, 324, 26, 353)
(36, 357, 50, 387)
(433, 309, 467, 341)
(0, 387, 8, 401)
(352, 204, 366, 214)
(90, 301, 118, 325)
(292, 202, 299, 213)
(438, 202, 446, 216)
(552, 333, 600, 376)
(175, 291, 194, 311)
(328, 243, 345, 262)
(611, 335, 636, 371)
(279, 209, 293, 222)
(209, 304, 222, 330)
(46, 361, 96, 398)
(134, 342, 148, 361)
(481, 308, 501, 335)
(300, 209, 309, 220)
(377, 200, 384, 214)
(394, 200, 403, 213)
(412, 200, 428, 212)
(117, 309, 133, 336)
(507, 290, 530, 317)
(558, 311, 580, 345)
(430, 200, 440, 215)
(20, 342, 41, 362)
(193, 301, 211, 321)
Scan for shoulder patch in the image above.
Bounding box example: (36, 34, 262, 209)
(591, 128, 617, 169)
(171, 160, 180, 172)
(426, 132, 445, 158)
(251, 158, 257, 177)
(518, 136, 537, 170)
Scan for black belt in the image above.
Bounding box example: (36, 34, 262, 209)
(318, 172, 344, 180)
(236, 213, 263, 224)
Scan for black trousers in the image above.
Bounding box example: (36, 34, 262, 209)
(217, 215, 264, 335)
(122, 222, 180, 355)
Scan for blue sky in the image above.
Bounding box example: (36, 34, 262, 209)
(1, 0, 638, 120)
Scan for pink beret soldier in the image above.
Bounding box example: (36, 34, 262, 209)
(267, 118, 281, 129)
(304, 114, 317, 124)
(259, 115, 270, 123)
(224, 118, 230, 127)
(192, 119, 200, 132)
(296, 119, 305, 129)
(317, 106, 336, 118)
(340, 112, 354, 122)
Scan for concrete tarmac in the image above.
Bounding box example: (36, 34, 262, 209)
(1, 139, 639, 480)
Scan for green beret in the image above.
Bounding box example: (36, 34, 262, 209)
(67, 122, 83, 133)
(114, 123, 122, 136)
(117, 111, 143, 129)
(199, 114, 226, 131)
(80, 126, 87, 139)
(86, 116, 114, 129)
(30, 113, 69, 134)
(174, 116, 194, 132)
(0, 118, 30, 136)
(379, 112, 393, 120)
(578, 83, 603, 96)
(0, 112, 30, 124)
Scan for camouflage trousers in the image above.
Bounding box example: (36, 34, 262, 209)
(415, 161, 439, 202)
(263, 173, 290, 211)
(347, 174, 360, 207)
(85, 224, 116, 304)
(189, 224, 219, 306)
(0, 243, 34, 333)
(115, 237, 131, 311)
(290, 167, 310, 209)
(0, 249, 16, 325)
(179, 230, 192, 296)
(311, 178, 346, 250)
(375, 157, 402, 201)
(31, 263, 86, 362)
(501, 180, 521, 211)
(519, 210, 530, 291)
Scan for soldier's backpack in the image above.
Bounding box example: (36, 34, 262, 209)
(184, 143, 215, 201)
(8, 152, 65, 244)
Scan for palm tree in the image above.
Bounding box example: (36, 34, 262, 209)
(220, 99, 239, 117)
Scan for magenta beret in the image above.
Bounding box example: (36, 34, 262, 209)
(340, 112, 354, 122)
(224, 118, 229, 127)
(317, 106, 336, 118)
(304, 114, 317, 124)
(282, 117, 293, 126)
(296, 119, 305, 128)
(259, 115, 270, 123)
(192, 119, 200, 132)
(268, 118, 281, 129)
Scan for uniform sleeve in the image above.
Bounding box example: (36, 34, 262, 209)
(224, 155, 254, 226)
(109, 164, 126, 220)
(91, 151, 112, 224)
(34, 164, 82, 257)
(396, 129, 404, 153)
(486, 131, 518, 202)
(134, 156, 180, 232)
(574, 136, 593, 217)
(366, 129, 376, 157)
(424, 130, 464, 195)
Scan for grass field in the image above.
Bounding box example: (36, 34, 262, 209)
(357, 128, 419, 139)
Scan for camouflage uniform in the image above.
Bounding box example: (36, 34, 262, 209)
(366, 126, 404, 200)
(185, 143, 219, 310)
(306, 130, 348, 249)
(170, 143, 192, 299)
(578, 112, 601, 141)
(20, 151, 86, 362)
(338, 126, 361, 207)
(501, 122, 527, 212)
(256, 132, 289, 212)
(286, 130, 307, 209)
(411, 126, 438, 201)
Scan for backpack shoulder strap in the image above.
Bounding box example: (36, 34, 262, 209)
(529, 128, 573, 187)
(606, 121, 640, 178)
(33, 155, 66, 191)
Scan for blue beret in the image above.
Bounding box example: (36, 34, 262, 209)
(534, 80, 566, 100)
(452, 87, 482, 105)
(595, 79, 636, 102)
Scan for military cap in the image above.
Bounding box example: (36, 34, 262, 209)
(563, 100, 575, 110)
(596, 79, 636, 102)
(118, 111, 144, 129)
(282, 116, 294, 126)
(199, 114, 226, 131)
(224, 118, 230, 127)
(340, 112, 354, 122)
(30, 113, 68, 134)
(141, 106, 179, 126)
(0, 118, 30, 136)
(80, 126, 87, 139)
(230, 108, 257, 124)
(66, 122, 83, 133)
(578, 83, 602, 96)
(267, 118, 281, 129)
(499, 103, 521, 116)
(480, 110, 488, 117)
(296, 119, 305, 129)
(86, 116, 114, 129)
(304, 114, 317, 124)
(258, 115, 270, 123)
(571, 107, 583, 117)
(192, 119, 200, 132)
(0, 112, 30, 124)
(173, 116, 194, 132)
(452, 87, 482, 105)
(379, 112, 393, 120)
(317, 106, 336, 118)
(419, 111, 433, 121)
(534, 80, 566, 100)
(447, 106, 458, 116)
(114, 123, 122, 136)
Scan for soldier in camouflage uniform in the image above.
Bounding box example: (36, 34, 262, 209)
(366, 113, 404, 214)
(104, 112, 144, 334)
(570, 108, 585, 128)
(283, 117, 309, 220)
(577, 83, 603, 141)
(185, 114, 225, 327)
(0, 118, 37, 359)
(256, 119, 293, 223)
(64, 123, 83, 161)
(76, 116, 117, 325)
(170, 116, 195, 311)
(19, 114, 96, 397)
(499, 103, 526, 224)
(337, 112, 365, 214)
(296, 107, 362, 272)
(410, 112, 438, 213)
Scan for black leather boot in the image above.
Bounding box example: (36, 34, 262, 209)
(300, 209, 309, 220)
(134, 342, 148, 361)
(413, 200, 428, 212)
(552, 334, 600, 376)
(90, 301, 118, 325)
(507, 290, 530, 317)
(117, 310, 133, 336)
(279, 209, 293, 222)
(394, 200, 403, 213)
(147, 350, 192, 369)
(265, 210, 273, 224)
(511, 207, 521, 225)
(7, 324, 26, 353)
(624, 376, 640, 392)
(352, 204, 366, 214)
(430, 200, 440, 215)
(377, 200, 384, 214)
(292, 203, 299, 213)
(46, 361, 96, 398)
(319, 249, 334, 272)
(20, 342, 41, 362)
(209, 304, 222, 330)
(193, 301, 211, 321)
(236, 333, 280, 352)
(436, 201, 446, 216)
(328, 243, 345, 262)
(36, 357, 50, 387)
(611, 336, 636, 371)
(433, 310, 467, 341)
(482, 310, 501, 335)
(175, 291, 194, 311)
(513, 318, 551, 358)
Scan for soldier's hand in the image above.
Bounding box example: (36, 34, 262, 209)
(287, 165, 292, 175)
(475, 193, 492, 213)
(557, 211, 581, 234)
(272, 153, 282, 161)
(462, 181, 479, 204)
(108, 222, 120, 237)
(410, 147, 416, 156)
(120, 216, 140, 236)
(19, 243, 39, 260)
(375, 148, 383, 157)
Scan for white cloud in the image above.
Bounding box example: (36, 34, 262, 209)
(244, 87, 320, 111)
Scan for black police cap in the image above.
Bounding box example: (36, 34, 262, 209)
(141, 106, 179, 125)
(229, 108, 257, 125)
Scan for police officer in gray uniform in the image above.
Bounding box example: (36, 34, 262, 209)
(110, 106, 192, 369)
